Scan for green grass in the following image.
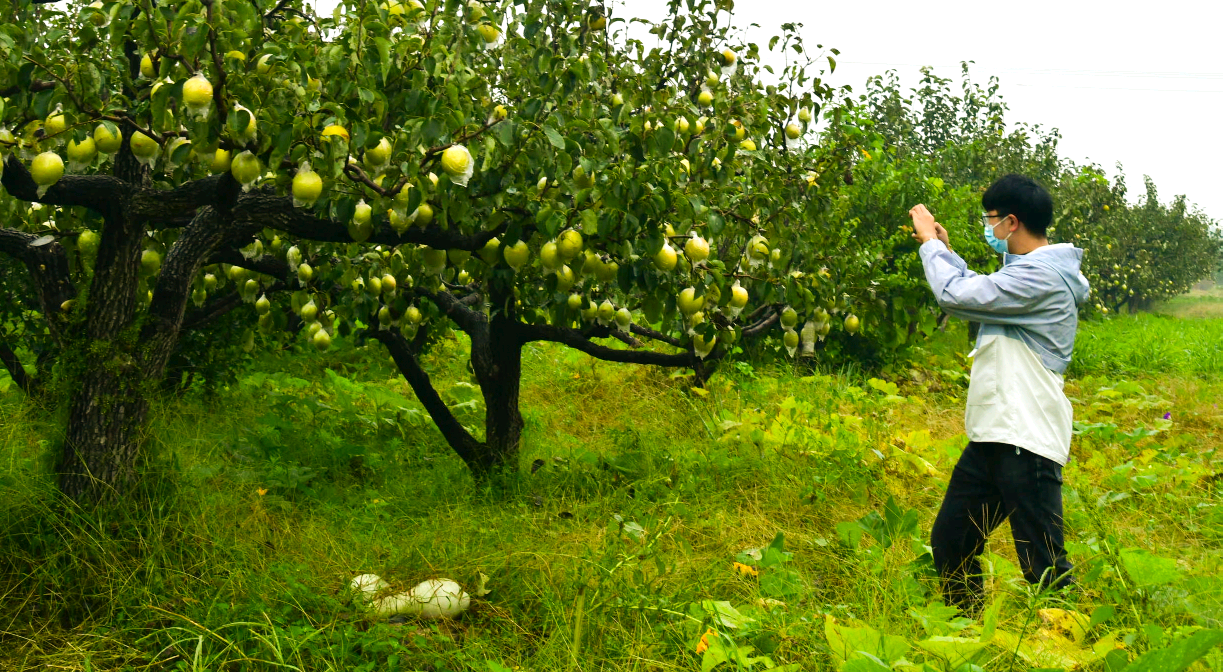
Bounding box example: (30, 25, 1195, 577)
(1071, 313, 1223, 378)
(1155, 286, 1223, 321)
(0, 320, 1221, 671)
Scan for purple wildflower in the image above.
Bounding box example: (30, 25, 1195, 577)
(1162, 412, 1172, 420)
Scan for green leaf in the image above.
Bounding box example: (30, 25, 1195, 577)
(228, 107, 252, 140)
(915, 637, 988, 670)
(824, 616, 910, 666)
(1088, 604, 1115, 631)
(181, 23, 209, 60)
(373, 36, 391, 83)
(1119, 548, 1181, 589)
(1122, 629, 1223, 672)
(700, 641, 729, 672)
(760, 532, 792, 568)
(271, 124, 293, 167)
(760, 567, 803, 598)
(580, 209, 598, 234)
(843, 656, 893, 672)
(170, 140, 192, 166)
(699, 601, 754, 629)
(543, 125, 565, 149)
(652, 126, 675, 155)
(1181, 576, 1223, 627)
(837, 521, 863, 549)
(496, 121, 515, 147)
(979, 598, 1004, 642)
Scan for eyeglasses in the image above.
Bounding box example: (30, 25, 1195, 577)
(980, 213, 1011, 227)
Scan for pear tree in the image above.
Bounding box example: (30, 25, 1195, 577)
(0, 0, 503, 499)
(300, 0, 865, 475)
(0, 0, 904, 496)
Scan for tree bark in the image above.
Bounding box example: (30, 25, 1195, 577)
(0, 339, 35, 395)
(372, 328, 486, 471)
(50, 132, 248, 502)
(56, 144, 151, 501)
(471, 310, 524, 473)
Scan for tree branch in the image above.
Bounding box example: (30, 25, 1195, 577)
(629, 323, 683, 347)
(2, 155, 128, 211)
(141, 207, 232, 351)
(0, 227, 78, 345)
(419, 287, 486, 335)
(21, 54, 88, 114)
(180, 280, 290, 331)
(369, 329, 485, 471)
(742, 308, 780, 337)
(423, 119, 504, 161)
(741, 301, 777, 325)
(342, 162, 389, 197)
(149, 215, 199, 230)
(2, 155, 231, 220)
(0, 79, 56, 97)
(521, 323, 702, 368)
(0, 339, 36, 395)
(128, 173, 233, 220)
(230, 189, 511, 251)
(407, 319, 431, 354)
(610, 330, 644, 348)
(207, 249, 292, 281)
(264, 0, 294, 21)
(202, 0, 229, 123)
(181, 290, 244, 331)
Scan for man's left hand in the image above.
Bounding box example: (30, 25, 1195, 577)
(908, 204, 939, 244)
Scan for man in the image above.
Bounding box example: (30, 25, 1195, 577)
(908, 174, 1090, 616)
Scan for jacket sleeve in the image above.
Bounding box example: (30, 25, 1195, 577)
(919, 239, 1057, 325)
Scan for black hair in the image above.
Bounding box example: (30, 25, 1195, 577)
(982, 174, 1053, 237)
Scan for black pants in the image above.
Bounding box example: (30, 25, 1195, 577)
(930, 441, 1074, 615)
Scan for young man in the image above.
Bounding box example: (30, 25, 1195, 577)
(908, 174, 1090, 616)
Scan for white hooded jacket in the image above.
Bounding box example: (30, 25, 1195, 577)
(919, 240, 1092, 465)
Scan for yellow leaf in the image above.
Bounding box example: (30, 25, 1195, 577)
(690, 387, 709, 397)
(733, 562, 759, 578)
(1038, 608, 1091, 645)
(990, 625, 1107, 670)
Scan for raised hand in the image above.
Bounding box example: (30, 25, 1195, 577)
(908, 204, 938, 244)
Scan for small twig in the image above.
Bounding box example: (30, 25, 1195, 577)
(276, 7, 321, 33)
(115, 113, 162, 143)
(423, 119, 504, 160)
(202, 0, 229, 122)
(20, 55, 87, 113)
(0, 80, 56, 97)
(263, 0, 293, 21)
(342, 163, 388, 198)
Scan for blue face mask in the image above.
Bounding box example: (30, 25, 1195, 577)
(983, 218, 1013, 254)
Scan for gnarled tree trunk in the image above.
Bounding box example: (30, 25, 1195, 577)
(373, 273, 755, 479)
(58, 151, 151, 500)
(2, 148, 251, 502)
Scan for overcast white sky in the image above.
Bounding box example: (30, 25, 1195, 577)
(613, 0, 1222, 221)
(306, 0, 1221, 220)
